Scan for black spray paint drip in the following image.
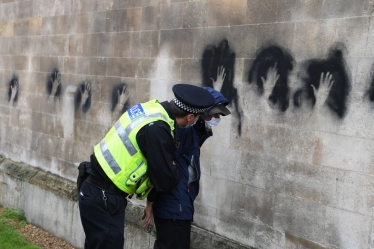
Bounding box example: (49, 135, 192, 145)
(75, 80, 92, 113)
(46, 69, 62, 99)
(8, 76, 19, 104)
(201, 39, 243, 136)
(294, 47, 351, 118)
(248, 45, 294, 112)
(366, 67, 374, 103)
(111, 83, 130, 113)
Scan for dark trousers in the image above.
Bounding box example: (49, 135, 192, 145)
(79, 180, 127, 249)
(153, 217, 192, 249)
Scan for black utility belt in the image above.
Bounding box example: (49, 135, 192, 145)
(86, 175, 128, 197)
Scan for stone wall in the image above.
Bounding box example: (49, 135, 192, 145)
(1, 0, 374, 248)
(0, 155, 252, 249)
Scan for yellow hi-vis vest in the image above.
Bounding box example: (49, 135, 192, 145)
(94, 99, 175, 200)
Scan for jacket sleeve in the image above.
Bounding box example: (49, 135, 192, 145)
(193, 117, 213, 147)
(138, 121, 180, 201)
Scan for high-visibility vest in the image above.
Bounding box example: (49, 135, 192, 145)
(94, 99, 175, 200)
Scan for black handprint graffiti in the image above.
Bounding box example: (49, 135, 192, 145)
(201, 39, 243, 135)
(47, 69, 62, 99)
(75, 80, 92, 113)
(294, 45, 351, 118)
(8, 77, 19, 106)
(111, 83, 130, 113)
(248, 45, 294, 112)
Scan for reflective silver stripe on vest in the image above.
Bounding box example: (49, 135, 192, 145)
(100, 112, 171, 174)
(115, 121, 138, 156)
(100, 140, 121, 174)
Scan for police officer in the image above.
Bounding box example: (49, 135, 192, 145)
(143, 87, 231, 249)
(78, 84, 215, 249)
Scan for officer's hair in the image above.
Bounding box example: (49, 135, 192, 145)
(169, 100, 199, 118)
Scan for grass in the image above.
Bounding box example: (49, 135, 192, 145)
(0, 207, 42, 249)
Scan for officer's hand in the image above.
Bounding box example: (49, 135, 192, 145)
(141, 200, 154, 233)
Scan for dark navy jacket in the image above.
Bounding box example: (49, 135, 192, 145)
(152, 120, 210, 221)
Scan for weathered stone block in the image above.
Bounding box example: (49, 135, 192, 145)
(82, 34, 99, 57)
(75, 13, 89, 33)
(105, 9, 127, 33)
(49, 35, 69, 56)
(118, 57, 137, 78)
(142, 6, 159, 30)
(14, 55, 28, 70)
(14, 20, 29, 36)
(88, 11, 106, 33)
(325, 207, 370, 249)
(283, 162, 337, 206)
(131, 31, 157, 58)
(182, 1, 207, 29)
(28, 17, 42, 36)
(160, 3, 183, 29)
(106, 58, 119, 76)
(113, 32, 132, 57)
(244, 186, 275, 226)
(32, 0, 64, 17)
(90, 57, 107, 76)
(292, 20, 337, 61)
(246, 0, 277, 24)
(40, 56, 63, 73)
(334, 17, 369, 58)
(193, 27, 230, 58)
(115, 0, 142, 9)
(207, 0, 246, 26)
(322, 0, 366, 19)
(3, 55, 15, 70)
(98, 33, 113, 57)
(180, 59, 202, 83)
(127, 7, 142, 31)
(255, 224, 284, 249)
(68, 34, 84, 56)
(56, 15, 75, 35)
(9, 108, 33, 130)
(41, 16, 57, 36)
(134, 79, 150, 103)
(136, 58, 155, 79)
(274, 196, 327, 244)
(317, 131, 374, 174)
(17, 0, 33, 19)
(277, 0, 323, 22)
(257, 22, 295, 52)
(63, 57, 76, 75)
(75, 57, 90, 75)
(0, 21, 14, 37)
(160, 29, 194, 58)
(1, 2, 16, 20)
(229, 25, 258, 59)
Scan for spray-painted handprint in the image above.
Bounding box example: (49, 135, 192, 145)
(118, 85, 130, 106)
(51, 71, 61, 96)
(312, 72, 333, 109)
(261, 63, 280, 98)
(75, 80, 92, 113)
(111, 83, 131, 114)
(81, 80, 91, 108)
(8, 78, 19, 106)
(211, 66, 226, 91)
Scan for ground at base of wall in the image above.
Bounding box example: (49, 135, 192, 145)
(0, 206, 75, 249)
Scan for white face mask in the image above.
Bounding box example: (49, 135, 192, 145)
(205, 117, 221, 128)
(181, 117, 198, 129)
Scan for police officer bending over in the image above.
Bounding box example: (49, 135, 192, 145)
(77, 84, 214, 249)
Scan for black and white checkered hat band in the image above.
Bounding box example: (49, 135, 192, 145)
(173, 98, 206, 114)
